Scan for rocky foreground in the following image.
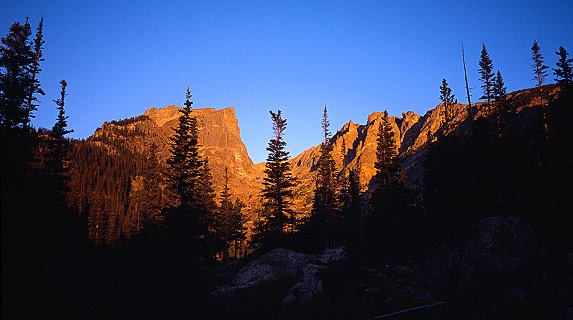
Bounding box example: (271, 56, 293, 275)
(209, 216, 573, 319)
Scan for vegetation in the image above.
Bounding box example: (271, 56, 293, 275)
(1, 16, 572, 319)
(254, 110, 297, 248)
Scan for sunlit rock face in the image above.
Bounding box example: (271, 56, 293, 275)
(90, 85, 560, 218)
(91, 106, 263, 212)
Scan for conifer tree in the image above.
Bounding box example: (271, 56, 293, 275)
(141, 143, 164, 224)
(438, 78, 456, 137)
(531, 40, 549, 88)
(370, 110, 404, 214)
(309, 105, 338, 248)
(372, 110, 397, 191)
(164, 88, 216, 257)
(215, 167, 247, 260)
(492, 70, 508, 135)
(0, 18, 34, 130)
(337, 167, 362, 248)
(257, 110, 296, 245)
(46, 79, 73, 203)
(553, 46, 573, 86)
(478, 44, 495, 112)
(24, 17, 45, 129)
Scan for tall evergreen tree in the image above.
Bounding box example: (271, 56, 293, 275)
(164, 88, 216, 258)
(215, 167, 247, 260)
(256, 110, 296, 246)
(32, 79, 74, 211)
(309, 105, 338, 248)
(24, 17, 45, 129)
(0, 18, 34, 130)
(438, 78, 456, 136)
(492, 70, 508, 137)
(372, 110, 397, 192)
(370, 110, 405, 214)
(478, 44, 495, 112)
(553, 46, 573, 86)
(531, 40, 549, 88)
(337, 167, 362, 249)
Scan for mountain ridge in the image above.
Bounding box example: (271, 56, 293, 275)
(86, 84, 561, 219)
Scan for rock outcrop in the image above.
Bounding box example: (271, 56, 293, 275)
(214, 247, 348, 308)
(90, 106, 262, 211)
(88, 85, 562, 219)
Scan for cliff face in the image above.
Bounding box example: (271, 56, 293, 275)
(88, 85, 561, 218)
(288, 85, 561, 214)
(91, 106, 262, 210)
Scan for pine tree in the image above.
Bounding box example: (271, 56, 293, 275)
(531, 40, 549, 88)
(553, 46, 573, 86)
(492, 70, 508, 138)
(438, 78, 456, 137)
(373, 110, 397, 191)
(478, 44, 495, 112)
(337, 167, 362, 248)
(215, 167, 247, 260)
(309, 105, 338, 248)
(24, 17, 45, 129)
(370, 110, 404, 214)
(164, 88, 216, 258)
(47, 79, 73, 202)
(0, 18, 34, 130)
(257, 110, 296, 246)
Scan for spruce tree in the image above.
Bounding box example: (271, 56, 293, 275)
(531, 40, 549, 88)
(309, 105, 338, 248)
(24, 17, 45, 129)
(553, 46, 573, 86)
(478, 44, 495, 113)
(257, 110, 296, 246)
(438, 78, 456, 137)
(46, 79, 73, 203)
(370, 110, 404, 214)
(373, 110, 397, 191)
(164, 88, 216, 258)
(0, 18, 34, 130)
(492, 70, 508, 137)
(141, 143, 164, 223)
(215, 167, 247, 260)
(337, 167, 362, 248)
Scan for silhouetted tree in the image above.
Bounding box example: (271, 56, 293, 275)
(164, 88, 216, 258)
(255, 110, 296, 247)
(531, 40, 549, 88)
(308, 105, 338, 248)
(438, 78, 456, 137)
(372, 110, 398, 194)
(24, 17, 45, 129)
(337, 167, 362, 249)
(492, 70, 508, 138)
(554, 46, 573, 86)
(0, 18, 34, 130)
(479, 44, 495, 112)
(47, 79, 73, 200)
(215, 167, 247, 261)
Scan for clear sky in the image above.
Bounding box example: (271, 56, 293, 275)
(2, 0, 572, 163)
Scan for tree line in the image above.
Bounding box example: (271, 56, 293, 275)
(2, 17, 572, 265)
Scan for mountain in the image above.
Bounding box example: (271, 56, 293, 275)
(77, 84, 563, 244)
(90, 106, 263, 210)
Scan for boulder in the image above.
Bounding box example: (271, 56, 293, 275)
(215, 247, 347, 307)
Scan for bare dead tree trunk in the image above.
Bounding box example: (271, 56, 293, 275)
(462, 43, 473, 124)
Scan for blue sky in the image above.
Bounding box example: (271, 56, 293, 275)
(2, 0, 572, 163)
